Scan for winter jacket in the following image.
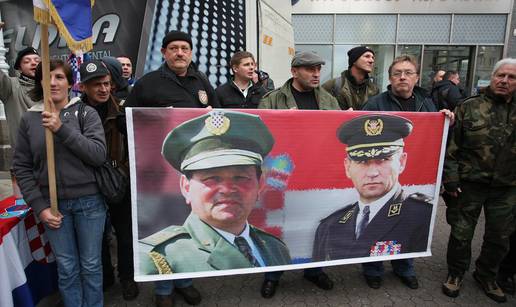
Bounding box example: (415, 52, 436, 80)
(258, 78, 340, 110)
(0, 70, 37, 147)
(13, 99, 106, 214)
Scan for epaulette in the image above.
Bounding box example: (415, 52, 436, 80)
(261, 88, 280, 98)
(139, 225, 189, 247)
(407, 192, 433, 204)
(320, 203, 356, 223)
(460, 94, 481, 105)
(250, 225, 285, 243)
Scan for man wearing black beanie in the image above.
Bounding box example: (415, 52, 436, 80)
(322, 46, 379, 110)
(124, 30, 219, 110)
(124, 30, 215, 307)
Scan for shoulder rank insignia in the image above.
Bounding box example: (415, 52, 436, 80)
(339, 209, 354, 224)
(148, 251, 173, 274)
(388, 203, 402, 217)
(205, 110, 230, 135)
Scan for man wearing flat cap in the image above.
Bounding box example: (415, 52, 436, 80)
(258, 51, 338, 299)
(139, 110, 291, 274)
(259, 51, 339, 110)
(125, 30, 219, 109)
(322, 46, 379, 110)
(312, 114, 433, 286)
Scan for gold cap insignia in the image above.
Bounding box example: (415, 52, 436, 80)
(364, 119, 383, 136)
(339, 209, 354, 224)
(198, 90, 209, 105)
(205, 111, 230, 135)
(388, 203, 402, 217)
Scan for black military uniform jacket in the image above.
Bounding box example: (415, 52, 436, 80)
(124, 63, 220, 108)
(312, 188, 433, 261)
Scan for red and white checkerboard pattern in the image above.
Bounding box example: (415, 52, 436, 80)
(23, 211, 54, 264)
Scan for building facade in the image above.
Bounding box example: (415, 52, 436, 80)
(292, 0, 513, 95)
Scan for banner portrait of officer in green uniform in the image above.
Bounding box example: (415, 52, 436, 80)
(137, 110, 291, 277)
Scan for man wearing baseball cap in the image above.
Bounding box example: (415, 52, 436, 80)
(259, 51, 339, 110)
(258, 51, 338, 298)
(0, 46, 40, 149)
(322, 46, 379, 110)
(78, 59, 140, 301)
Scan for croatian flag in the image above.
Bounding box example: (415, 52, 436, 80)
(0, 197, 58, 307)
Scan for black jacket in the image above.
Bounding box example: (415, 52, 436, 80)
(312, 189, 432, 260)
(215, 79, 266, 109)
(430, 80, 465, 111)
(363, 85, 437, 112)
(125, 64, 220, 108)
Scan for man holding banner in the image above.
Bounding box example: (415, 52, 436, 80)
(138, 110, 291, 274)
(359, 55, 453, 290)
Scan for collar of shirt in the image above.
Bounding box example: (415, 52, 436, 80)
(355, 183, 400, 233)
(212, 223, 266, 267)
(233, 80, 253, 98)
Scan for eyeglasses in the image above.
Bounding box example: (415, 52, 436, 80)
(391, 70, 417, 78)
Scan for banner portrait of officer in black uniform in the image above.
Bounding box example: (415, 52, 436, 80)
(312, 114, 433, 261)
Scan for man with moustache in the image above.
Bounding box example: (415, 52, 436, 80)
(322, 46, 379, 110)
(442, 58, 516, 303)
(124, 30, 219, 109)
(216, 51, 266, 108)
(78, 60, 139, 300)
(139, 110, 291, 273)
(123, 30, 211, 307)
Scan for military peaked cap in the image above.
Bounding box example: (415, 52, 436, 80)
(162, 110, 274, 172)
(337, 114, 413, 161)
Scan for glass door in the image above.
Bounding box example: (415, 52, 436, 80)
(421, 46, 475, 94)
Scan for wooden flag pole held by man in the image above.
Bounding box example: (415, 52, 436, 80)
(33, 0, 95, 215)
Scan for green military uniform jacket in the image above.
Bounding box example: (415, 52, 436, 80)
(321, 70, 379, 110)
(139, 214, 292, 274)
(258, 78, 340, 110)
(443, 87, 516, 189)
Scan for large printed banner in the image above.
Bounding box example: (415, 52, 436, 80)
(127, 108, 448, 281)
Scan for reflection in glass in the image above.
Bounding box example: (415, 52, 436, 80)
(474, 46, 503, 94)
(421, 46, 474, 95)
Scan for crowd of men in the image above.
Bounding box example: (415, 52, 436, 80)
(1, 29, 515, 306)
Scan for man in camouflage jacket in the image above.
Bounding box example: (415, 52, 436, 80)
(442, 58, 516, 303)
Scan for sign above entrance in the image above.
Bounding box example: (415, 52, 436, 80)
(292, 0, 511, 14)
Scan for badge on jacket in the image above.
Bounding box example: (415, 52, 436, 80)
(198, 90, 208, 105)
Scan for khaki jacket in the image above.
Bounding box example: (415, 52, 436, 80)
(139, 213, 292, 274)
(258, 78, 340, 110)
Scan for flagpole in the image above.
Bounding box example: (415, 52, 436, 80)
(40, 24, 59, 216)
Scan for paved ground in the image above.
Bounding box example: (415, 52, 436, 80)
(1, 172, 514, 306)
